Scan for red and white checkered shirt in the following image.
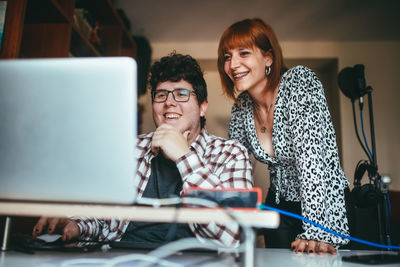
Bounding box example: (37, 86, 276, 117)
(74, 128, 253, 247)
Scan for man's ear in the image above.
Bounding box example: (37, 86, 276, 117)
(199, 101, 208, 117)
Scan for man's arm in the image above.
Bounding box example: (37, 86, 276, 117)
(151, 124, 253, 246)
(32, 216, 128, 243)
(177, 138, 253, 247)
(72, 217, 128, 242)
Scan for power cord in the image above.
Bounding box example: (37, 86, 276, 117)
(360, 109, 374, 161)
(351, 101, 373, 163)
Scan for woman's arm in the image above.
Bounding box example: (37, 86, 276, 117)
(288, 66, 350, 249)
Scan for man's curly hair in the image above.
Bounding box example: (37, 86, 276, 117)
(149, 52, 208, 128)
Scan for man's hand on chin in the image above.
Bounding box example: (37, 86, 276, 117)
(151, 124, 191, 161)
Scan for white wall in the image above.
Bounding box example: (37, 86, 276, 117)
(139, 41, 400, 193)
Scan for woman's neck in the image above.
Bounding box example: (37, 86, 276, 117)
(250, 86, 276, 112)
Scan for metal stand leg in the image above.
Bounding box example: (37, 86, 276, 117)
(243, 226, 255, 267)
(1, 216, 12, 251)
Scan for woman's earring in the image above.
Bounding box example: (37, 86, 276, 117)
(265, 65, 271, 76)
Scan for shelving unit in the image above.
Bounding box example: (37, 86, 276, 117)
(0, 0, 136, 59)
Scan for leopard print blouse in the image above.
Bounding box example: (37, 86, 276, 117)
(229, 65, 350, 247)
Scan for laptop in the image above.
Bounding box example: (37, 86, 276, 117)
(0, 57, 138, 205)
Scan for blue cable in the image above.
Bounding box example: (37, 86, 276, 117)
(259, 203, 400, 250)
(385, 195, 392, 248)
(360, 110, 374, 162)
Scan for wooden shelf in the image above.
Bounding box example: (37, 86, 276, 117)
(1, 0, 136, 59)
(70, 23, 101, 57)
(24, 0, 71, 24)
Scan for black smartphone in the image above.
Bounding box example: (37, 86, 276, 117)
(342, 253, 400, 265)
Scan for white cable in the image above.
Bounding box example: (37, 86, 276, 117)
(58, 238, 244, 267)
(59, 258, 111, 267)
(109, 253, 184, 267)
(225, 210, 255, 267)
(135, 196, 248, 264)
(136, 237, 237, 267)
(59, 253, 183, 267)
(137, 196, 219, 208)
(60, 196, 249, 267)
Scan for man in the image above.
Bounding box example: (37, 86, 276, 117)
(32, 53, 253, 247)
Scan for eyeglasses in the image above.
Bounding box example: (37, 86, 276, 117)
(152, 89, 195, 103)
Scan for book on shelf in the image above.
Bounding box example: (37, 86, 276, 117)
(73, 8, 93, 39)
(0, 1, 7, 50)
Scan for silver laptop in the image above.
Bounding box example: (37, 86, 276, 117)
(0, 57, 138, 204)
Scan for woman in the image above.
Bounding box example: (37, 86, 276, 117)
(217, 18, 351, 254)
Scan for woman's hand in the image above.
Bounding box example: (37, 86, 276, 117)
(291, 239, 337, 255)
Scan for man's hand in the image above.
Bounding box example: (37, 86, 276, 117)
(291, 238, 337, 255)
(32, 217, 80, 242)
(151, 124, 191, 161)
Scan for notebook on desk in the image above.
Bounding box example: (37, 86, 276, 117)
(0, 57, 138, 205)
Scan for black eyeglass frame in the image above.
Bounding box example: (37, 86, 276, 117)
(151, 89, 195, 103)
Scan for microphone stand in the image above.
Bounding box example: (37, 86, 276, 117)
(363, 86, 391, 249)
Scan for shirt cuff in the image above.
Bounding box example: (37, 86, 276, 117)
(70, 217, 92, 241)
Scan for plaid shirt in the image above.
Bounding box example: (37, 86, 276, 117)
(75, 128, 253, 247)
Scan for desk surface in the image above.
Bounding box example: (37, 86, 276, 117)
(1, 202, 399, 266)
(0, 201, 279, 228)
(1, 248, 399, 267)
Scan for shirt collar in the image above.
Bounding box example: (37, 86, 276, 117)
(190, 128, 208, 158)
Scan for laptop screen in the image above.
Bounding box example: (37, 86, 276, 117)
(0, 57, 138, 205)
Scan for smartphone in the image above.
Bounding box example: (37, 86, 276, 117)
(183, 187, 262, 209)
(342, 253, 400, 265)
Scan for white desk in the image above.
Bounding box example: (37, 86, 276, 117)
(0, 248, 398, 267)
(2, 202, 398, 266)
(0, 201, 279, 227)
(0, 201, 279, 266)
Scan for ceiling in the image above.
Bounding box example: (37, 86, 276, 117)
(114, 0, 400, 43)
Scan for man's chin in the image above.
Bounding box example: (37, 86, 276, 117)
(158, 121, 184, 131)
